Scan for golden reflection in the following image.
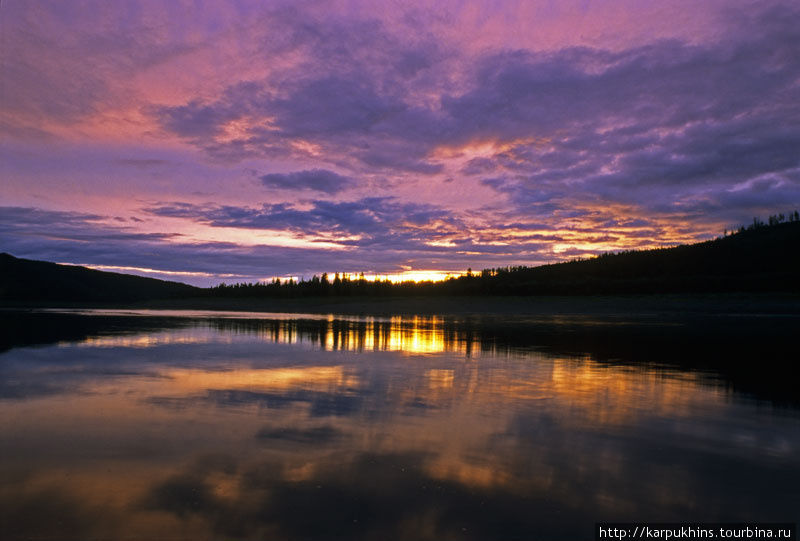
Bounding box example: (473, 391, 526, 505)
(427, 369, 455, 389)
(73, 329, 223, 348)
(426, 459, 512, 489)
(217, 316, 485, 356)
(164, 366, 359, 393)
(547, 359, 720, 426)
(61, 311, 488, 353)
(4, 315, 786, 540)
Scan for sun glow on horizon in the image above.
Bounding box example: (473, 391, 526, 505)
(259, 270, 469, 285)
(365, 270, 468, 283)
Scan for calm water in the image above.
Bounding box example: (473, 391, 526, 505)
(1, 309, 799, 540)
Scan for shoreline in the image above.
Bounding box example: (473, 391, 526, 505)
(4, 292, 800, 317)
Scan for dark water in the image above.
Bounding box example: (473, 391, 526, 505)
(1, 309, 798, 540)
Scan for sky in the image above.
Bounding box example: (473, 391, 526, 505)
(1, 0, 799, 286)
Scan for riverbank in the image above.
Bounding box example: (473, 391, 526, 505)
(5, 292, 799, 317)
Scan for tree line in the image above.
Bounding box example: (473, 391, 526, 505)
(209, 211, 800, 298)
(723, 210, 800, 237)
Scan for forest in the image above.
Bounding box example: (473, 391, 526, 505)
(210, 212, 800, 298)
(2, 212, 798, 303)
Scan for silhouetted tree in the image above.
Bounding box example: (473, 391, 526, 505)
(200, 211, 799, 300)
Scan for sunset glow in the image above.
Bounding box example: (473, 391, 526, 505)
(363, 271, 467, 283)
(1, 1, 799, 285)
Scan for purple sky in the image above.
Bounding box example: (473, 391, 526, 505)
(2, 0, 799, 286)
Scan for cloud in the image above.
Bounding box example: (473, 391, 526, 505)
(0, 206, 178, 246)
(0, 206, 244, 284)
(152, 73, 445, 172)
(457, 5, 800, 229)
(3, 1, 800, 279)
(1, 205, 520, 284)
(1, 198, 735, 287)
(145, 7, 452, 171)
(149, 3, 800, 223)
(259, 169, 354, 194)
(145, 197, 455, 243)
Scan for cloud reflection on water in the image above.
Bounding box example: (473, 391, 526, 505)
(1, 311, 799, 540)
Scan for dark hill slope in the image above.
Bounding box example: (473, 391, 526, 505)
(475, 221, 800, 295)
(2, 220, 798, 303)
(0, 253, 198, 302)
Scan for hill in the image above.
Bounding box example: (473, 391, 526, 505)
(465, 219, 800, 295)
(2, 218, 798, 304)
(0, 253, 199, 303)
(209, 219, 800, 298)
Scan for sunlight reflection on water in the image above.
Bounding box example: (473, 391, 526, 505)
(1, 310, 798, 540)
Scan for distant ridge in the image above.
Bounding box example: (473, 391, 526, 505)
(209, 219, 800, 298)
(0, 253, 198, 303)
(2, 219, 799, 304)
(468, 219, 800, 295)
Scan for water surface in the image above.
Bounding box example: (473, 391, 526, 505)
(1, 309, 798, 540)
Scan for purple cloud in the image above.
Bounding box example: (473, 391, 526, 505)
(1, 206, 549, 285)
(145, 197, 456, 244)
(259, 169, 354, 194)
(150, 3, 800, 218)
